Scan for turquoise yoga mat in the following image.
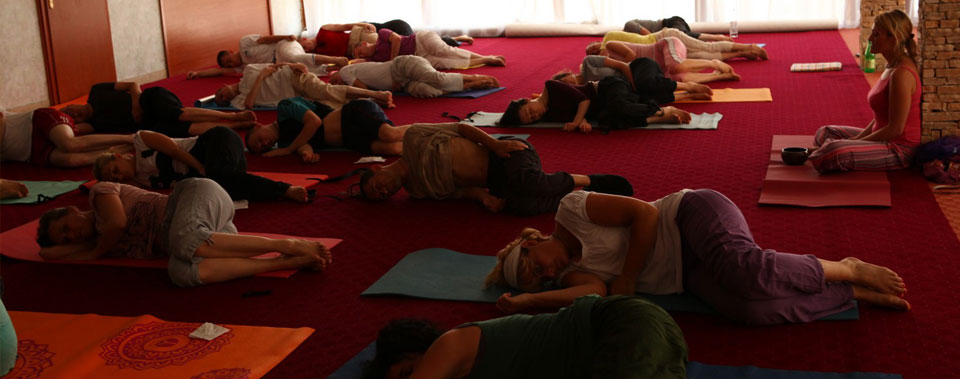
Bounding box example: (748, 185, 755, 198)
(393, 86, 505, 98)
(361, 248, 859, 321)
(328, 342, 900, 379)
(0, 180, 85, 205)
(193, 97, 276, 111)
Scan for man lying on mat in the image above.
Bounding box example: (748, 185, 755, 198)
(35, 179, 330, 287)
(93, 126, 310, 203)
(500, 60, 695, 132)
(329, 55, 499, 98)
(247, 96, 406, 159)
(60, 82, 255, 138)
(352, 29, 504, 69)
(625, 16, 734, 42)
(364, 296, 687, 379)
(485, 189, 910, 325)
(214, 63, 394, 110)
(187, 34, 347, 79)
(808, 10, 920, 173)
(2, 106, 132, 167)
(586, 29, 766, 61)
(356, 123, 633, 215)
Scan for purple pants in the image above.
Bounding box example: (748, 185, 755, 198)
(676, 189, 854, 325)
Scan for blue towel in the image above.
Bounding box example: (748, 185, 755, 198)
(361, 248, 859, 320)
(329, 342, 899, 379)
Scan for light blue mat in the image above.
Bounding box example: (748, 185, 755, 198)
(361, 248, 858, 320)
(329, 342, 899, 379)
(488, 133, 530, 140)
(466, 111, 722, 130)
(193, 97, 276, 111)
(394, 87, 505, 98)
(0, 180, 85, 205)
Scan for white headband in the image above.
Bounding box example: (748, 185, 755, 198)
(502, 244, 523, 289)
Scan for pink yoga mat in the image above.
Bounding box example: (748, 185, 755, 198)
(759, 135, 891, 207)
(0, 219, 342, 278)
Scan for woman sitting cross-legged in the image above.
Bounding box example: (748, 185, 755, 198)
(808, 10, 921, 173)
(364, 295, 688, 379)
(486, 189, 910, 325)
(93, 126, 310, 203)
(35, 178, 330, 287)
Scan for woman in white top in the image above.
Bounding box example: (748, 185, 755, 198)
(486, 189, 910, 325)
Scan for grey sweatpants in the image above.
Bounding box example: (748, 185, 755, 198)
(390, 55, 463, 97)
(161, 178, 238, 287)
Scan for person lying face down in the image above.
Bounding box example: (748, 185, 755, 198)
(93, 127, 310, 203)
(352, 29, 505, 69)
(35, 179, 330, 287)
(499, 73, 693, 133)
(364, 295, 688, 379)
(485, 189, 911, 325)
(329, 55, 499, 98)
(246, 97, 408, 161)
(356, 122, 634, 215)
(214, 63, 394, 110)
(585, 29, 767, 61)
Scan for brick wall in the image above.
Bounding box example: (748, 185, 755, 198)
(861, 0, 906, 69)
(920, 0, 960, 140)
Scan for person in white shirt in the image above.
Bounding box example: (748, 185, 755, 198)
(486, 189, 910, 325)
(329, 55, 499, 98)
(213, 63, 393, 110)
(186, 34, 347, 79)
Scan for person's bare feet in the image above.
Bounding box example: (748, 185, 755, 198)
(284, 185, 309, 203)
(718, 71, 741, 81)
(752, 45, 768, 60)
(454, 35, 474, 45)
(852, 285, 910, 310)
(843, 257, 907, 295)
(714, 60, 734, 73)
(484, 56, 506, 66)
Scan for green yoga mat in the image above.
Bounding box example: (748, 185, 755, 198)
(361, 248, 859, 320)
(329, 342, 899, 379)
(0, 180, 85, 205)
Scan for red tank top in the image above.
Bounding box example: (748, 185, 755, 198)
(314, 29, 349, 56)
(867, 64, 921, 147)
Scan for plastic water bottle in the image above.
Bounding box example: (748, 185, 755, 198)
(729, 20, 739, 38)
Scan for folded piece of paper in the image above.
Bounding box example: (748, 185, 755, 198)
(189, 322, 231, 341)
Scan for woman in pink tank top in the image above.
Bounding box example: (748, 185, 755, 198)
(808, 10, 921, 173)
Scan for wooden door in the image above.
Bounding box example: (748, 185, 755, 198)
(37, 0, 117, 104)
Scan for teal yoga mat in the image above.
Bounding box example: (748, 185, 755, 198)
(393, 87, 505, 98)
(0, 180, 85, 205)
(466, 111, 723, 130)
(328, 342, 899, 379)
(193, 97, 276, 111)
(361, 248, 859, 320)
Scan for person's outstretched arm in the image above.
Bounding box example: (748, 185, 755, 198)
(256, 35, 296, 44)
(114, 82, 142, 123)
(39, 193, 127, 260)
(137, 130, 206, 175)
(496, 271, 607, 313)
(582, 192, 659, 295)
(186, 67, 238, 80)
(455, 123, 528, 156)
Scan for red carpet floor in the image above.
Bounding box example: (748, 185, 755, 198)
(1, 31, 958, 378)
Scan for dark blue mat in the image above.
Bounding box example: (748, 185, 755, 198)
(393, 86, 505, 98)
(193, 97, 276, 111)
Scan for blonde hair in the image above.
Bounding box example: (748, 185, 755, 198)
(484, 228, 550, 288)
(92, 152, 118, 181)
(874, 9, 917, 65)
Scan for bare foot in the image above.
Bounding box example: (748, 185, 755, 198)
(690, 83, 713, 95)
(454, 35, 474, 45)
(714, 60, 734, 73)
(721, 71, 741, 81)
(284, 186, 309, 203)
(843, 257, 907, 295)
(852, 285, 910, 310)
(481, 194, 505, 213)
(484, 56, 506, 66)
(235, 110, 256, 121)
(753, 45, 768, 60)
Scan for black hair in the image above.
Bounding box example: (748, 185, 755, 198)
(362, 319, 444, 379)
(498, 98, 530, 126)
(36, 207, 69, 247)
(551, 70, 574, 81)
(216, 50, 231, 68)
(353, 168, 376, 200)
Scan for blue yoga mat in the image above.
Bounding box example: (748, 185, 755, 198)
(329, 342, 899, 379)
(393, 87, 505, 98)
(0, 180, 86, 205)
(361, 248, 859, 320)
(193, 97, 276, 111)
(488, 133, 530, 140)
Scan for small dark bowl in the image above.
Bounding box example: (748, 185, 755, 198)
(781, 147, 809, 165)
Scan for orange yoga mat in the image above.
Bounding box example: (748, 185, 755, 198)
(758, 135, 891, 207)
(4, 311, 312, 379)
(673, 88, 773, 103)
(81, 172, 328, 192)
(0, 219, 342, 278)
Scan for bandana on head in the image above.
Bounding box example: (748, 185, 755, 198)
(502, 244, 523, 289)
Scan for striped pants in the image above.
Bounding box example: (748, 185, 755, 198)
(807, 125, 914, 173)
